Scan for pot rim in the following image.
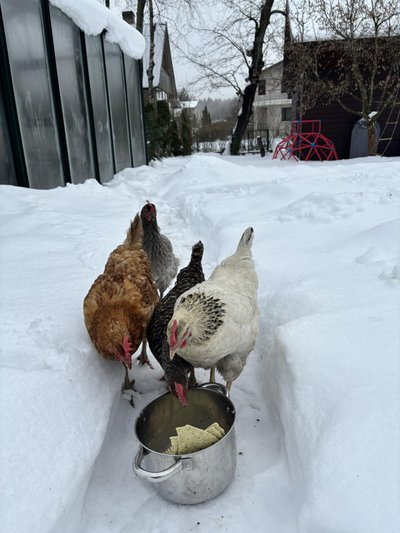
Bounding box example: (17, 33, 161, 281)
(134, 386, 236, 457)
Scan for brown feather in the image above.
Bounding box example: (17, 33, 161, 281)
(83, 214, 159, 365)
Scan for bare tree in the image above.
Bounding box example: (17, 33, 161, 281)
(136, 0, 146, 33)
(286, 0, 400, 155)
(174, 0, 286, 154)
(146, 0, 156, 106)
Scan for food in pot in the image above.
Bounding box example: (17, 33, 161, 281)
(164, 423, 226, 454)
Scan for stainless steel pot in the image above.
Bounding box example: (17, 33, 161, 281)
(133, 383, 237, 504)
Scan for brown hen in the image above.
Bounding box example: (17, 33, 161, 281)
(83, 214, 159, 393)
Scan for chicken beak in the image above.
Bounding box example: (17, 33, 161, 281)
(169, 350, 176, 361)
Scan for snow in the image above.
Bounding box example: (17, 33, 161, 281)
(1, 153, 400, 533)
(49, 0, 145, 59)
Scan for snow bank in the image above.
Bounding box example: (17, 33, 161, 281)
(1, 153, 399, 533)
(49, 0, 145, 59)
(262, 162, 400, 532)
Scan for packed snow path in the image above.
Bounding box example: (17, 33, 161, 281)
(1, 154, 399, 533)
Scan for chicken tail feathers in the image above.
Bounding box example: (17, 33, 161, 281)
(125, 213, 143, 247)
(236, 227, 254, 255)
(190, 241, 204, 265)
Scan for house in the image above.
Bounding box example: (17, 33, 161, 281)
(0, 1, 147, 189)
(141, 22, 179, 107)
(282, 36, 400, 159)
(252, 61, 292, 140)
(173, 100, 201, 126)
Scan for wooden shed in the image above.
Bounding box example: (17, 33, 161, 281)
(283, 37, 400, 159)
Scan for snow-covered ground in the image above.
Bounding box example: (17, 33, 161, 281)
(1, 153, 399, 533)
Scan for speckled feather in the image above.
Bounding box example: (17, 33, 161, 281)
(140, 203, 179, 296)
(170, 227, 259, 385)
(147, 241, 205, 387)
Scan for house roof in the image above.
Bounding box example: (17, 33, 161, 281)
(179, 100, 199, 109)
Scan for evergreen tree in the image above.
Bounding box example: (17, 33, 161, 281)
(169, 119, 182, 156)
(144, 101, 157, 160)
(178, 87, 190, 101)
(144, 100, 173, 160)
(201, 106, 212, 127)
(180, 109, 193, 155)
(157, 100, 171, 156)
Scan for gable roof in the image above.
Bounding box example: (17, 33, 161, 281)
(142, 23, 176, 89)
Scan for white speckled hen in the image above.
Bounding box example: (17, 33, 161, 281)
(140, 201, 179, 298)
(147, 241, 205, 406)
(167, 227, 259, 394)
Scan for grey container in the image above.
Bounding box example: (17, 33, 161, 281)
(133, 383, 237, 504)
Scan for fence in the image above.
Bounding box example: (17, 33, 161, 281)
(0, 0, 147, 189)
(241, 129, 270, 154)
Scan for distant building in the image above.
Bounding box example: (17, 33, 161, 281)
(282, 37, 400, 158)
(173, 100, 200, 125)
(141, 23, 179, 107)
(252, 61, 292, 139)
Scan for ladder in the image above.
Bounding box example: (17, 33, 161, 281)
(378, 88, 400, 156)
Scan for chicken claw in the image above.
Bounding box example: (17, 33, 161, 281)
(137, 340, 154, 368)
(188, 368, 198, 388)
(209, 367, 216, 383)
(122, 387, 136, 407)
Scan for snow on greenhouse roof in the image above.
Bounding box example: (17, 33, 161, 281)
(49, 0, 145, 59)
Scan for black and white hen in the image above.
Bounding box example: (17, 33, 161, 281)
(140, 201, 179, 298)
(167, 227, 259, 395)
(147, 241, 205, 406)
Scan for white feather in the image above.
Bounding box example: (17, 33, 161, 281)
(171, 227, 259, 386)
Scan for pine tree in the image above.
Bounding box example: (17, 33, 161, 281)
(144, 101, 157, 160)
(178, 87, 190, 101)
(180, 109, 193, 155)
(169, 119, 182, 156)
(157, 100, 171, 156)
(201, 106, 212, 127)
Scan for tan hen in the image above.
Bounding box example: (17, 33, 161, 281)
(83, 214, 159, 394)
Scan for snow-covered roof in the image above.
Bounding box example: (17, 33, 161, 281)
(142, 23, 167, 88)
(179, 100, 199, 109)
(49, 0, 145, 59)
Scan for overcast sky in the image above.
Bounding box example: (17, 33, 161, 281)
(106, 0, 288, 100)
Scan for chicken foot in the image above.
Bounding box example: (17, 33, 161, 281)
(123, 365, 136, 390)
(137, 338, 154, 368)
(209, 367, 216, 383)
(122, 365, 136, 407)
(188, 368, 198, 388)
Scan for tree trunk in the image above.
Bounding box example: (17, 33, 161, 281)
(147, 0, 156, 107)
(367, 122, 377, 156)
(136, 0, 146, 34)
(231, 84, 257, 154)
(230, 0, 276, 155)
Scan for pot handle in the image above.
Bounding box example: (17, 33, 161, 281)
(198, 382, 228, 396)
(133, 446, 193, 483)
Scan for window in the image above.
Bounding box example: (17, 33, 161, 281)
(281, 107, 291, 121)
(258, 79, 266, 96)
